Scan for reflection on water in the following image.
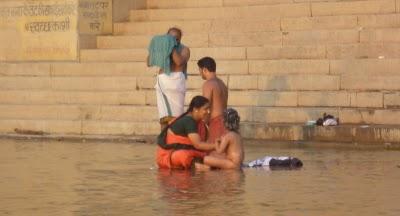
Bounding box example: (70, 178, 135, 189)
(0, 139, 399, 216)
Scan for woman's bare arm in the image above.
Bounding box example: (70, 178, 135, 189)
(188, 133, 215, 151)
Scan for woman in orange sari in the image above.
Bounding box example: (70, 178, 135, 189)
(156, 96, 215, 169)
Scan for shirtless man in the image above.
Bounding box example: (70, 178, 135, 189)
(200, 108, 244, 169)
(148, 27, 191, 130)
(197, 57, 228, 143)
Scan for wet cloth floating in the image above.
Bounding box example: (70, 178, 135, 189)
(244, 156, 303, 168)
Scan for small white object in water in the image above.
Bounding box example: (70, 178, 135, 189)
(378, 56, 385, 59)
(360, 125, 369, 128)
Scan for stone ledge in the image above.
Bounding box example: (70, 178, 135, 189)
(2, 123, 400, 145)
(242, 123, 400, 144)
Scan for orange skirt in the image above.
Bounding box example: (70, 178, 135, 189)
(156, 147, 207, 169)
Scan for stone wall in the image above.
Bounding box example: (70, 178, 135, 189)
(0, 0, 145, 59)
(0, 0, 79, 61)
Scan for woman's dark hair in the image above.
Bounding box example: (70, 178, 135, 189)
(187, 95, 209, 112)
(224, 108, 240, 132)
(197, 57, 216, 72)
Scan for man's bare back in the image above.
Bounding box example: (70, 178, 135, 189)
(202, 78, 228, 119)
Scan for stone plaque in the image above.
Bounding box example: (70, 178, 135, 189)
(79, 0, 112, 34)
(0, 0, 79, 61)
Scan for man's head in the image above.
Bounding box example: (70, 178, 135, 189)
(197, 57, 216, 80)
(167, 27, 182, 44)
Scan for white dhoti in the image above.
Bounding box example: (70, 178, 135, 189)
(155, 72, 186, 119)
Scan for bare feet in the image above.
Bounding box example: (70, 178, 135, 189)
(194, 162, 211, 171)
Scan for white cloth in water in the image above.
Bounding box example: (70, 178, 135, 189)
(246, 156, 290, 167)
(155, 72, 186, 119)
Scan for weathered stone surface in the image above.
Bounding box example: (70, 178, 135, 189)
(51, 77, 137, 91)
(330, 59, 400, 75)
(281, 15, 357, 31)
(327, 43, 400, 59)
(249, 60, 329, 75)
(210, 32, 282, 47)
(341, 75, 400, 90)
(358, 14, 400, 28)
(247, 45, 326, 60)
(298, 91, 350, 107)
(228, 91, 298, 106)
(0, 120, 82, 134)
(360, 28, 400, 43)
(51, 62, 149, 76)
(384, 93, 400, 108)
(80, 49, 147, 62)
(82, 121, 159, 135)
(130, 3, 310, 21)
(350, 92, 383, 108)
(0, 91, 146, 105)
(283, 30, 359, 45)
(258, 75, 340, 91)
(311, 0, 396, 16)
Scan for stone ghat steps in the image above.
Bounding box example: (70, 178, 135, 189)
(102, 28, 400, 48)
(146, 0, 348, 9)
(129, 0, 398, 21)
(1, 90, 399, 109)
(114, 14, 400, 35)
(2, 120, 400, 143)
(146, 0, 397, 10)
(2, 59, 400, 76)
(83, 43, 400, 62)
(2, 74, 400, 91)
(0, 105, 399, 125)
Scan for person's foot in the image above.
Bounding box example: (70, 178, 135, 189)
(194, 162, 211, 171)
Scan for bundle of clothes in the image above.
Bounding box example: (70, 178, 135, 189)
(316, 113, 339, 126)
(244, 156, 303, 169)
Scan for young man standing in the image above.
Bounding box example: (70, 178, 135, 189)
(197, 57, 228, 143)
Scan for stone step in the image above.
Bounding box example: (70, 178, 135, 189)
(1, 106, 400, 127)
(80, 49, 147, 62)
(0, 91, 147, 106)
(0, 119, 159, 136)
(130, 3, 311, 21)
(3, 120, 400, 143)
(248, 107, 400, 125)
(1, 90, 397, 109)
(146, 0, 298, 9)
(311, 0, 395, 16)
(330, 59, 400, 75)
(146, 0, 396, 10)
(98, 35, 208, 48)
(115, 14, 400, 35)
(341, 75, 400, 91)
(241, 123, 400, 143)
(81, 47, 248, 62)
(0, 77, 138, 91)
(229, 74, 340, 90)
(114, 19, 280, 35)
(0, 105, 159, 122)
(130, 0, 395, 22)
(95, 41, 400, 60)
(282, 29, 359, 45)
(3, 59, 400, 79)
(107, 29, 362, 47)
(0, 62, 149, 77)
(360, 28, 400, 43)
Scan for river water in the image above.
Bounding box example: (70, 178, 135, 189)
(0, 139, 399, 216)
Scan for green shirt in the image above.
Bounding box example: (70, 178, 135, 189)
(170, 115, 197, 136)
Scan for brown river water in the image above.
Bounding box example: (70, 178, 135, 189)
(0, 139, 399, 216)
